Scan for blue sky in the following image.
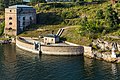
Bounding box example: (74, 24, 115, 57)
(23, 0, 30, 2)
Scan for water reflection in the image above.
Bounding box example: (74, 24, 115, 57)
(112, 64, 117, 76)
(16, 47, 84, 80)
(83, 57, 120, 80)
(2, 44, 17, 80)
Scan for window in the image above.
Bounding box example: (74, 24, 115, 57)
(8, 27, 12, 30)
(30, 17, 32, 20)
(45, 38, 47, 40)
(23, 22, 25, 25)
(9, 17, 12, 20)
(51, 39, 53, 41)
(23, 17, 25, 20)
(9, 22, 12, 25)
(10, 10, 12, 12)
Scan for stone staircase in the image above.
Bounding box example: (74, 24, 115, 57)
(56, 28, 64, 37)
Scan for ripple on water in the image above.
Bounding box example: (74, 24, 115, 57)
(1, 45, 120, 80)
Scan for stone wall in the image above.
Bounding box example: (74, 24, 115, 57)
(16, 37, 39, 54)
(5, 8, 17, 36)
(83, 46, 93, 58)
(41, 45, 84, 55)
(16, 37, 84, 55)
(5, 6, 36, 36)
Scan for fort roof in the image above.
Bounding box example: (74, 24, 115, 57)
(9, 5, 33, 8)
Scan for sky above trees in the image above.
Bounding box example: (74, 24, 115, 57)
(23, 0, 30, 2)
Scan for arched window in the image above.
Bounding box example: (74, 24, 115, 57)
(10, 10, 12, 12)
(9, 17, 12, 20)
(9, 22, 12, 25)
(8, 27, 12, 30)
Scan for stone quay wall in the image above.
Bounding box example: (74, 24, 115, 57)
(83, 46, 93, 58)
(41, 45, 84, 55)
(16, 37, 119, 63)
(16, 37, 84, 55)
(16, 37, 39, 54)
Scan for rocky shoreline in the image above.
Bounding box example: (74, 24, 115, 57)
(84, 51, 120, 63)
(83, 38, 120, 63)
(0, 40, 11, 44)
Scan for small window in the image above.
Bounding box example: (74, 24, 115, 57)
(10, 10, 12, 12)
(51, 39, 53, 41)
(23, 22, 25, 25)
(9, 22, 12, 25)
(45, 38, 47, 40)
(30, 17, 32, 20)
(23, 17, 25, 20)
(8, 27, 12, 30)
(9, 17, 12, 20)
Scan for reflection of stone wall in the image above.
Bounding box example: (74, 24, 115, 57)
(41, 45, 84, 55)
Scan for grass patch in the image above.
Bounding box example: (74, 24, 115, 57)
(61, 26, 92, 46)
(19, 25, 65, 37)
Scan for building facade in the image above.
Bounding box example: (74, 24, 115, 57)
(5, 5, 36, 36)
(44, 34, 60, 44)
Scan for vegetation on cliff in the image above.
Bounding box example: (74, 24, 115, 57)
(0, 21, 4, 36)
(19, 1, 120, 45)
(0, 0, 120, 45)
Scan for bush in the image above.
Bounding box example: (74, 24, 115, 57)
(96, 9, 104, 19)
(61, 11, 78, 19)
(37, 12, 63, 25)
(39, 3, 74, 9)
(62, 18, 82, 25)
(0, 21, 5, 36)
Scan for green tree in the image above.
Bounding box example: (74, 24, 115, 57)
(0, 21, 5, 36)
(105, 5, 119, 28)
(30, 0, 46, 3)
(80, 17, 104, 39)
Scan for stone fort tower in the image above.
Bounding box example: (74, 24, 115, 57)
(5, 5, 36, 36)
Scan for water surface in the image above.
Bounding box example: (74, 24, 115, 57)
(0, 44, 120, 80)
